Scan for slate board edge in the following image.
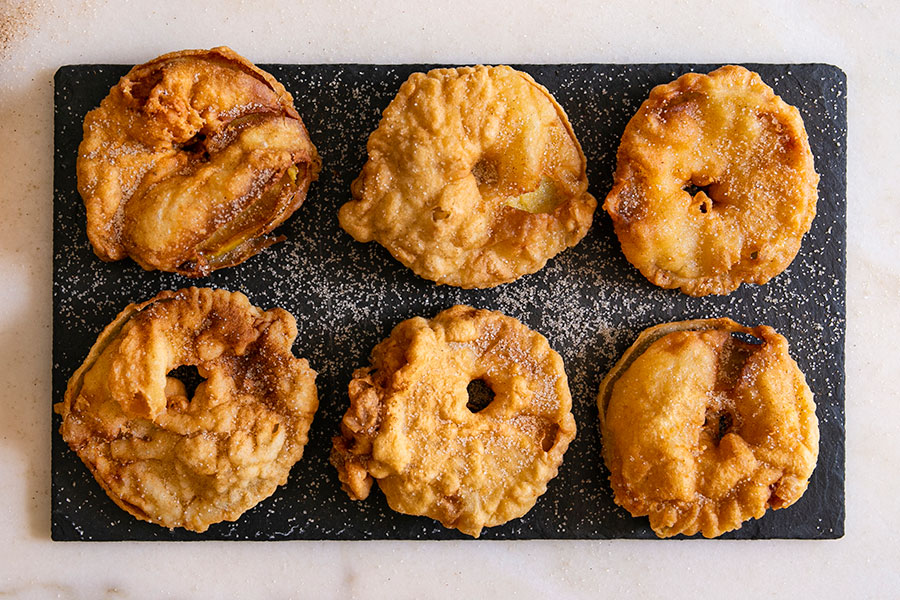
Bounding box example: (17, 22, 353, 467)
(51, 63, 846, 541)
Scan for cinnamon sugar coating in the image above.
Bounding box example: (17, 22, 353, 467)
(77, 47, 321, 276)
(340, 65, 596, 288)
(604, 65, 818, 296)
(331, 305, 576, 537)
(55, 288, 318, 532)
(597, 319, 819, 538)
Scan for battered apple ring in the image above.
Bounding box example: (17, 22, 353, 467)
(597, 318, 819, 538)
(604, 65, 819, 296)
(55, 288, 319, 532)
(331, 305, 576, 537)
(77, 47, 321, 276)
(339, 65, 597, 289)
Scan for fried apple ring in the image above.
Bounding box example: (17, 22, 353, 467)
(597, 318, 819, 538)
(604, 65, 819, 296)
(55, 288, 318, 532)
(77, 47, 321, 276)
(339, 65, 597, 289)
(331, 305, 576, 537)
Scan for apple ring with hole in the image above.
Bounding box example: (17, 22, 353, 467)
(55, 287, 318, 532)
(603, 65, 818, 296)
(77, 47, 321, 276)
(331, 305, 576, 537)
(339, 65, 596, 288)
(597, 318, 819, 538)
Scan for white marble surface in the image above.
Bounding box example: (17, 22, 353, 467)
(1, 1, 898, 597)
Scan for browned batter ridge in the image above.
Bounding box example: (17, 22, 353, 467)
(604, 66, 818, 296)
(331, 305, 576, 537)
(77, 47, 321, 276)
(597, 318, 819, 538)
(340, 66, 596, 288)
(55, 288, 319, 532)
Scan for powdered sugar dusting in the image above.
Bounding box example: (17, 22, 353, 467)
(52, 63, 846, 540)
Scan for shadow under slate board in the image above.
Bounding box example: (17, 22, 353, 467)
(52, 63, 846, 541)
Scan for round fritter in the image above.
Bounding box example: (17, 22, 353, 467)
(603, 65, 818, 296)
(597, 319, 819, 538)
(331, 305, 576, 537)
(77, 46, 321, 276)
(55, 288, 319, 533)
(339, 65, 597, 289)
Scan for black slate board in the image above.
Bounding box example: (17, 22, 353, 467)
(52, 63, 846, 541)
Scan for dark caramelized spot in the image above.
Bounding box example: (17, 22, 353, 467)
(472, 158, 498, 186)
(182, 132, 209, 160)
(702, 330, 765, 445)
(205, 112, 272, 153)
(614, 179, 648, 222)
(715, 333, 760, 391)
(757, 110, 799, 155)
(654, 92, 702, 121)
(438, 494, 463, 523)
(466, 379, 495, 413)
(128, 69, 164, 103)
(768, 483, 786, 508)
(717, 411, 734, 440)
(729, 331, 764, 347)
(703, 408, 735, 444)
